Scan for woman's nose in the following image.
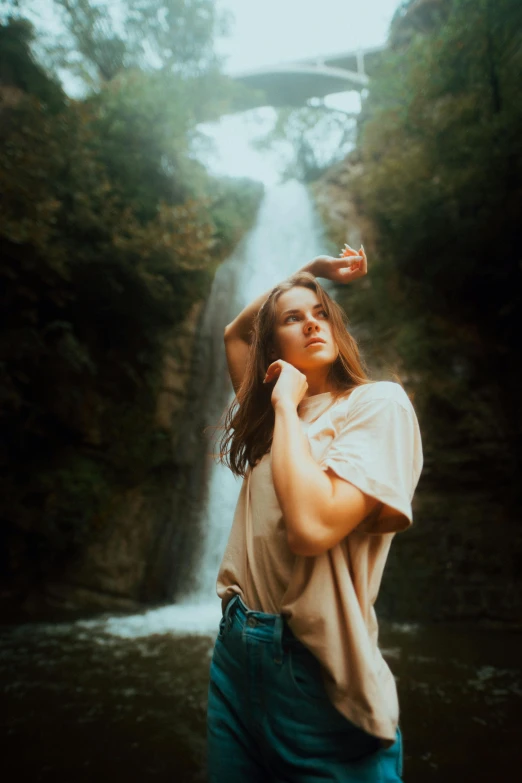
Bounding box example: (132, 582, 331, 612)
(305, 318, 320, 332)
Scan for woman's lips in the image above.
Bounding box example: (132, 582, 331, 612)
(305, 338, 326, 347)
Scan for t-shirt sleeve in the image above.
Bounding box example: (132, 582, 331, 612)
(318, 396, 423, 534)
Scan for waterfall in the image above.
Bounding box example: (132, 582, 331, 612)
(85, 180, 328, 637)
(183, 180, 327, 602)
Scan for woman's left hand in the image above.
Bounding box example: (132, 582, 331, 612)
(304, 245, 367, 283)
(263, 360, 308, 410)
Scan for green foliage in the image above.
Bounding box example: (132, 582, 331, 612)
(350, 0, 522, 502)
(52, 0, 129, 84)
(0, 90, 215, 473)
(0, 11, 262, 584)
(50, 0, 228, 87)
(202, 176, 264, 259)
(0, 17, 65, 109)
(84, 67, 245, 220)
(122, 0, 229, 74)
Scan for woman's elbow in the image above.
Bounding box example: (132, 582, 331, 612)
(287, 507, 370, 556)
(286, 526, 326, 558)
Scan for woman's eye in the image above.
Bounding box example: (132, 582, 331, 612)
(285, 310, 327, 322)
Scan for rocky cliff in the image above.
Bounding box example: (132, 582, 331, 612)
(5, 299, 209, 620)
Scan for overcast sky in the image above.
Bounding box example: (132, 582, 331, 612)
(215, 0, 401, 73)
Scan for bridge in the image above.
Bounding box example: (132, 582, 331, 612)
(230, 45, 386, 109)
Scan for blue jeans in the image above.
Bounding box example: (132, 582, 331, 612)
(207, 594, 403, 782)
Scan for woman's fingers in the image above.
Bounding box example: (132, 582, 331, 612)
(333, 255, 363, 266)
(338, 255, 363, 272)
(340, 244, 360, 257)
(263, 360, 282, 384)
(359, 245, 368, 273)
(332, 256, 363, 277)
(333, 247, 367, 281)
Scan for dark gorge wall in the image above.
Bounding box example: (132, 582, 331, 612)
(311, 160, 522, 630)
(6, 300, 209, 618)
(5, 233, 246, 620)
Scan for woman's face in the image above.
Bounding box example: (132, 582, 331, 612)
(270, 286, 339, 371)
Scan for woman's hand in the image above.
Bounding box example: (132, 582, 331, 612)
(302, 245, 368, 284)
(263, 360, 308, 411)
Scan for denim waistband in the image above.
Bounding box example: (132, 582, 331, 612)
(222, 593, 305, 663)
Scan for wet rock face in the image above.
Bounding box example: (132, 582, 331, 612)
(155, 301, 205, 439)
(310, 157, 364, 252)
(35, 254, 237, 616)
(10, 299, 210, 619)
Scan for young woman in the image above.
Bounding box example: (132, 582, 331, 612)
(206, 247, 423, 783)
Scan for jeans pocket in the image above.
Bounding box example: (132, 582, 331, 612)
(287, 645, 331, 702)
(217, 614, 227, 641)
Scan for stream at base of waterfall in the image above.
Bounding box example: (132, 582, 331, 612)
(1, 614, 521, 782)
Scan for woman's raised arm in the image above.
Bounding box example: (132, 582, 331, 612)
(223, 258, 317, 394)
(223, 248, 367, 394)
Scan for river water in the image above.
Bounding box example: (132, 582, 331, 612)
(2, 182, 521, 781)
(2, 611, 521, 781)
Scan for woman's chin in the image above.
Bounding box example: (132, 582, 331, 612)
(293, 356, 336, 372)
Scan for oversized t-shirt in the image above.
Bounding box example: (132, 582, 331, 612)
(215, 380, 423, 747)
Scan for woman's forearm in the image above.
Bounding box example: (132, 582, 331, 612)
(224, 259, 318, 343)
(271, 402, 373, 556)
(271, 401, 334, 554)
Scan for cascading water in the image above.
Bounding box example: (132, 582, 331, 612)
(183, 180, 327, 603)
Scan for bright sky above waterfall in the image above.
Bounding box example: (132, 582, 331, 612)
(201, 0, 401, 185)
(215, 0, 401, 73)
(23, 0, 402, 185)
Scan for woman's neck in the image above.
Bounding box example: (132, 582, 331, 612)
(302, 373, 338, 397)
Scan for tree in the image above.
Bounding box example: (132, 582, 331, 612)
(49, 0, 228, 87)
(0, 16, 64, 108)
(254, 105, 357, 183)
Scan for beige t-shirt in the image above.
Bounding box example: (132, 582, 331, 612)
(216, 380, 423, 747)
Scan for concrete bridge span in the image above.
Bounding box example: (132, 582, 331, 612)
(230, 45, 386, 108)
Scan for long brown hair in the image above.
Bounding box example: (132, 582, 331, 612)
(217, 272, 374, 477)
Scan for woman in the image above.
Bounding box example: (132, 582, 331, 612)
(206, 247, 423, 782)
